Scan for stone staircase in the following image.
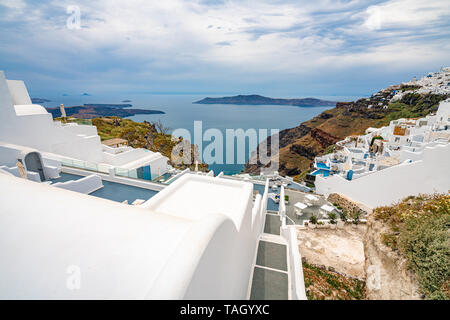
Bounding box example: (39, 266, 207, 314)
(248, 212, 290, 300)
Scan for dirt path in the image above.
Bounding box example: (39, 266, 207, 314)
(364, 215, 422, 300)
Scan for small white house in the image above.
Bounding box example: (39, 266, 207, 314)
(0, 71, 168, 179)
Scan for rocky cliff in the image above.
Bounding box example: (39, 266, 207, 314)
(244, 88, 448, 179)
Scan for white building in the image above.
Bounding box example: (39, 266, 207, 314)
(399, 67, 450, 96)
(0, 71, 306, 300)
(0, 71, 168, 181)
(313, 99, 450, 209)
(0, 166, 306, 299)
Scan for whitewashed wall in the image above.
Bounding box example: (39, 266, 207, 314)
(52, 174, 103, 194)
(0, 72, 168, 172)
(315, 143, 450, 209)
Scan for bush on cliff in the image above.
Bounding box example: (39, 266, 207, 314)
(375, 194, 450, 300)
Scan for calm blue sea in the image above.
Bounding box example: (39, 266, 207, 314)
(40, 94, 363, 175)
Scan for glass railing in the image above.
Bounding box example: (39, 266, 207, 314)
(60, 158, 110, 174)
(114, 167, 161, 182)
(61, 156, 176, 184)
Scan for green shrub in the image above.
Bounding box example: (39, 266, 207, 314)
(381, 232, 398, 249)
(340, 210, 348, 222)
(399, 212, 449, 299)
(325, 144, 336, 154)
(350, 210, 361, 225)
(328, 212, 337, 224)
(374, 193, 450, 299)
(309, 214, 318, 224)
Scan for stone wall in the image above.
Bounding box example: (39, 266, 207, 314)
(327, 193, 369, 215)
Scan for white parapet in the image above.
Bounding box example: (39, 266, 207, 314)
(140, 174, 258, 299)
(52, 174, 103, 194)
(281, 226, 307, 300)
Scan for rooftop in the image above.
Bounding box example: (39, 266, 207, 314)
(101, 138, 128, 147)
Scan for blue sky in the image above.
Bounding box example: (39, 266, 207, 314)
(0, 0, 449, 98)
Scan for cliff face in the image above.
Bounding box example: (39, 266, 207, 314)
(244, 102, 382, 177)
(244, 89, 448, 179)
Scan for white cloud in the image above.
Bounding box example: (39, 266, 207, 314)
(0, 0, 449, 92)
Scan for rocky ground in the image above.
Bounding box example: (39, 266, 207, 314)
(364, 214, 422, 300)
(297, 224, 366, 279)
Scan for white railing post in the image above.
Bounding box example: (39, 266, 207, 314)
(279, 186, 286, 227)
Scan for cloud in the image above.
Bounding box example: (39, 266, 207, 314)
(0, 0, 449, 95)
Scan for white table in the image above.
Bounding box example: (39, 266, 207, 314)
(295, 202, 308, 210)
(305, 194, 319, 201)
(320, 204, 335, 212)
(294, 202, 307, 217)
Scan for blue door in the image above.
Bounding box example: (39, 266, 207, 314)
(142, 165, 151, 181)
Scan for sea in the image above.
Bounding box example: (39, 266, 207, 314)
(39, 94, 364, 175)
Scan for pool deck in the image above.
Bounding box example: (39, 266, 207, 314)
(50, 172, 159, 203)
(284, 189, 340, 225)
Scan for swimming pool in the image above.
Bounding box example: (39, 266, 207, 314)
(51, 173, 159, 203)
(311, 169, 330, 177)
(253, 184, 279, 211)
(316, 162, 330, 169)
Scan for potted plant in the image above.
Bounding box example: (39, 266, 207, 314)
(350, 210, 361, 227)
(309, 214, 318, 229)
(328, 212, 337, 229)
(284, 195, 289, 204)
(338, 210, 347, 228)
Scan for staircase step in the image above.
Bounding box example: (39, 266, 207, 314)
(250, 266, 288, 300)
(264, 214, 281, 235)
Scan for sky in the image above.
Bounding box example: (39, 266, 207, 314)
(0, 0, 449, 97)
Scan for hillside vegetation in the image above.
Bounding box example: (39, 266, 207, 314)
(90, 117, 208, 171)
(303, 261, 366, 300)
(374, 193, 450, 300)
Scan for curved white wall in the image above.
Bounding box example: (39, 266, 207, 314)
(0, 173, 260, 299)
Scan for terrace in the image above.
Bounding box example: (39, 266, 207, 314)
(283, 189, 340, 225)
(50, 172, 159, 203)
